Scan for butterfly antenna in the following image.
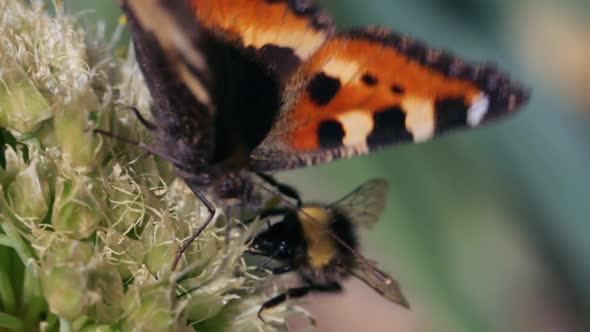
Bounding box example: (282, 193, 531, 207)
(252, 181, 391, 284)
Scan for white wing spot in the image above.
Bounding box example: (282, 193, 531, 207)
(338, 111, 374, 147)
(402, 98, 435, 142)
(323, 58, 359, 82)
(467, 94, 490, 127)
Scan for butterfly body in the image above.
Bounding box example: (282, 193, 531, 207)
(121, 1, 261, 202)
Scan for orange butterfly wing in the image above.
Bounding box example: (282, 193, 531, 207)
(251, 27, 529, 171)
(188, 0, 334, 80)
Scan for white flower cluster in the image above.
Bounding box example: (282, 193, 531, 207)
(0, 1, 299, 331)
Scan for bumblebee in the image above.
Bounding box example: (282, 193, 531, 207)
(248, 179, 409, 319)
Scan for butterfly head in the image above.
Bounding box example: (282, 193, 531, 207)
(210, 171, 254, 206)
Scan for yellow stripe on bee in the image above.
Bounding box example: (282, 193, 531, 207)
(402, 97, 435, 142)
(298, 206, 336, 269)
(118, 15, 128, 26)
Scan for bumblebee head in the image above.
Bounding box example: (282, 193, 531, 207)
(249, 213, 302, 260)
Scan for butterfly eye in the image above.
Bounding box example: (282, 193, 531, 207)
(214, 175, 249, 201)
(220, 179, 232, 191)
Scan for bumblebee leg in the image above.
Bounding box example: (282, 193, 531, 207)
(270, 264, 295, 275)
(254, 259, 295, 274)
(171, 183, 217, 270)
(258, 286, 312, 322)
(256, 172, 302, 207)
(255, 253, 277, 272)
(243, 208, 291, 225)
(312, 282, 342, 292)
(300, 276, 343, 293)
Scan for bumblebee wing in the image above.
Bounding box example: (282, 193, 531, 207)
(328, 178, 389, 228)
(350, 260, 409, 307)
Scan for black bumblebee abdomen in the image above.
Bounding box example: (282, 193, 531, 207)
(329, 209, 359, 267)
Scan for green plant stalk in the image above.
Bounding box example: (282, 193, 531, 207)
(22, 268, 45, 327)
(59, 318, 71, 332)
(0, 248, 17, 315)
(0, 220, 36, 265)
(0, 311, 23, 330)
(0, 235, 13, 248)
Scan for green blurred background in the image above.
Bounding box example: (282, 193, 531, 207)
(72, 0, 590, 331)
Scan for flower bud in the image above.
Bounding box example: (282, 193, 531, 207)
(39, 236, 93, 267)
(53, 102, 98, 169)
(0, 71, 52, 135)
(80, 325, 114, 332)
(142, 210, 218, 274)
(121, 283, 175, 332)
(155, 180, 221, 272)
(107, 164, 151, 234)
(184, 277, 244, 323)
(88, 263, 124, 324)
(0, 145, 26, 188)
(142, 217, 177, 274)
(6, 160, 50, 223)
(103, 229, 145, 279)
(41, 266, 90, 320)
(52, 178, 102, 239)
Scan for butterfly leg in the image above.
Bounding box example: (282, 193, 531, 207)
(171, 183, 217, 270)
(119, 106, 157, 130)
(270, 264, 295, 275)
(92, 129, 191, 169)
(244, 208, 291, 225)
(93, 128, 216, 271)
(256, 172, 302, 207)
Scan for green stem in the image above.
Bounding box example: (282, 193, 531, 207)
(72, 315, 89, 331)
(45, 314, 58, 331)
(22, 268, 45, 327)
(0, 248, 17, 314)
(0, 220, 36, 264)
(59, 318, 71, 332)
(0, 311, 23, 330)
(0, 235, 13, 248)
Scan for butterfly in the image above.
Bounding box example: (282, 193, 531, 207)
(117, 0, 529, 268)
